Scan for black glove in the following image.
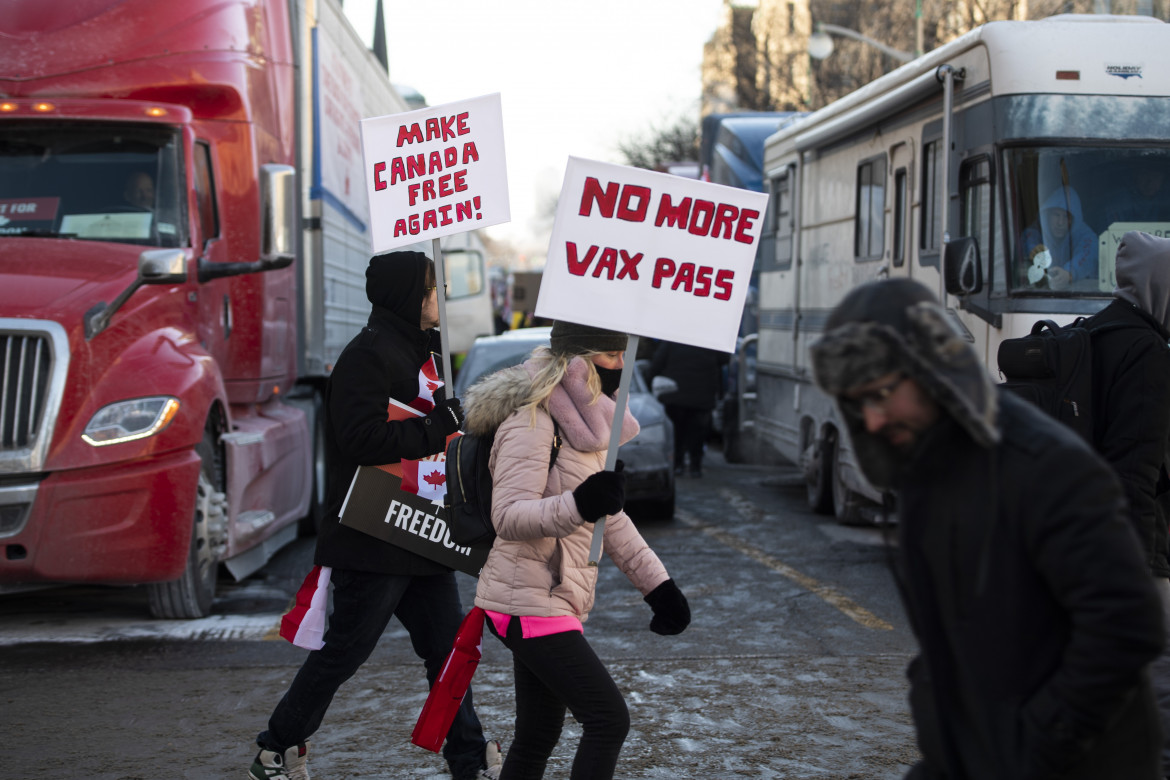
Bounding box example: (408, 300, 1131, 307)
(572, 468, 626, 522)
(425, 398, 464, 436)
(644, 579, 690, 635)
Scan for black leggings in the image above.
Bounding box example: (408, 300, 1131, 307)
(488, 617, 630, 780)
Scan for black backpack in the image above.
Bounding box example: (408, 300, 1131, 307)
(443, 420, 561, 548)
(997, 317, 1130, 443)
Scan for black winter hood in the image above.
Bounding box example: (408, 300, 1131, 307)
(365, 250, 432, 326)
(809, 278, 999, 489)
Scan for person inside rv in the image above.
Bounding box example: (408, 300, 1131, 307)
(1019, 185, 1099, 291)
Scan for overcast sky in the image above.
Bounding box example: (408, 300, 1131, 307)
(343, 0, 725, 264)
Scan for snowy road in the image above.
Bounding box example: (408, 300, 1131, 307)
(0, 450, 920, 778)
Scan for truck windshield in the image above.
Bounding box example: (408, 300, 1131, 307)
(0, 123, 187, 248)
(1003, 146, 1170, 296)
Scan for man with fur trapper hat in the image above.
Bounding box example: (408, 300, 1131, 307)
(810, 278, 1164, 780)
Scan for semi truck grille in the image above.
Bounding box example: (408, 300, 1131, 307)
(1, 334, 51, 449)
(0, 319, 69, 474)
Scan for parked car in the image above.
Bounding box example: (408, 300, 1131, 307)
(453, 327, 676, 519)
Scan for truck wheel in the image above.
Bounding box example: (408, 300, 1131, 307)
(805, 432, 835, 515)
(299, 391, 328, 536)
(147, 432, 226, 619)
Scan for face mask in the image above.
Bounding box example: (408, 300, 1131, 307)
(596, 365, 623, 397)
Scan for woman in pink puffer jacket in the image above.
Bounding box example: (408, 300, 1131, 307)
(464, 321, 691, 780)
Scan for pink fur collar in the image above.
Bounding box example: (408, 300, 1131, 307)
(524, 356, 639, 453)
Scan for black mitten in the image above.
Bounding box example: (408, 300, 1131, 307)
(425, 398, 464, 436)
(572, 469, 626, 522)
(644, 579, 690, 635)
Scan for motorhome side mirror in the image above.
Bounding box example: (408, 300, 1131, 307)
(944, 237, 982, 296)
(139, 249, 187, 285)
(260, 163, 295, 264)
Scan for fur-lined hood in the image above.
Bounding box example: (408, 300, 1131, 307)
(810, 279, 999, 489)
(462, 355, 638, 452)
(463, 365, 533, 437)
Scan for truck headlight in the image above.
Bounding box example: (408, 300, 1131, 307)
(82, 397, 180, 446)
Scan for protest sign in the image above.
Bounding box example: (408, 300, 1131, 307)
(535, 157, 768, 353)
(337, 389, 487, 576)
(360, 93, 510, 254)
(536, 157, 768, 563)
(339, 463, 487, 576)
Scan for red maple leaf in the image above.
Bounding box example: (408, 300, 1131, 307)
(425, 380, 440, 392)
(424, 470, 447, 488)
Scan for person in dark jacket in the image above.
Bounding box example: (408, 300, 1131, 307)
(1084, 230, 1170, 775)
(248, 251, 501, 780)
(810, 278, 1164, 780)
(647, 341, 728, 477)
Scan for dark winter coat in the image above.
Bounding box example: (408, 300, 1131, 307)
(1085, 297, 1170, 578)
(809, 278, 1164, 780)
(314, 252, 452, 576)
(897, 392, 1163, 780)
(647, 342, 728, 410)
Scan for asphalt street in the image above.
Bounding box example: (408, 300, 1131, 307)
(0, 448, 920, 779)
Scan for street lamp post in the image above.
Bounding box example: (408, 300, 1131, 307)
(807, 22, 916, 63)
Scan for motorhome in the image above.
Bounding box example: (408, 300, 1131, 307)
(747, 15, 1170, 520)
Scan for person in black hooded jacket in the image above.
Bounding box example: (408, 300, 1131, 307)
(248, 251, 501, 780)
(1083, 230, 1170, 776)
(647, 341, 728, 477)
(810, 278, 1164, 780)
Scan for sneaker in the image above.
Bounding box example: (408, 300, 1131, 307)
(248, 742, 310, 780)
(481, 739, 503, 779)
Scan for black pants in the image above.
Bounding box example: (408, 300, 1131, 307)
(259, 569, 486, 779)
(488, 617, 630, 780)
(665, 404, 711, 473)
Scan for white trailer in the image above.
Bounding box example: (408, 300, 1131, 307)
(296, 0, 492, 379)
(292, 0, 494, 526)
(749, 14, 1170, 520)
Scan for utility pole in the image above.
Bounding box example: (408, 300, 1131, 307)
(916, 0, 924, 56)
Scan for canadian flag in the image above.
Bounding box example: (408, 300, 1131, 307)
(401, 458, 448, 506)
(408, 356, 444, 414)
(279, 565, 332, 650)
(412, 607, 485, 752)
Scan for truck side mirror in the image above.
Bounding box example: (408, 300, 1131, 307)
(197, 164, 296, 282)
(944, 236, 982, 296)
(260, 163, 296, 263)
(139, 249, 188, 285)
(86, 249, 188, 339)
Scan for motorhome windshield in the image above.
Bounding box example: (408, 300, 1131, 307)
(1003, 146, 1170, 296)
(0, 123, 187, 248)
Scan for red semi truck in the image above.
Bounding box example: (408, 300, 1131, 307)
(0, 0, 488, 617)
